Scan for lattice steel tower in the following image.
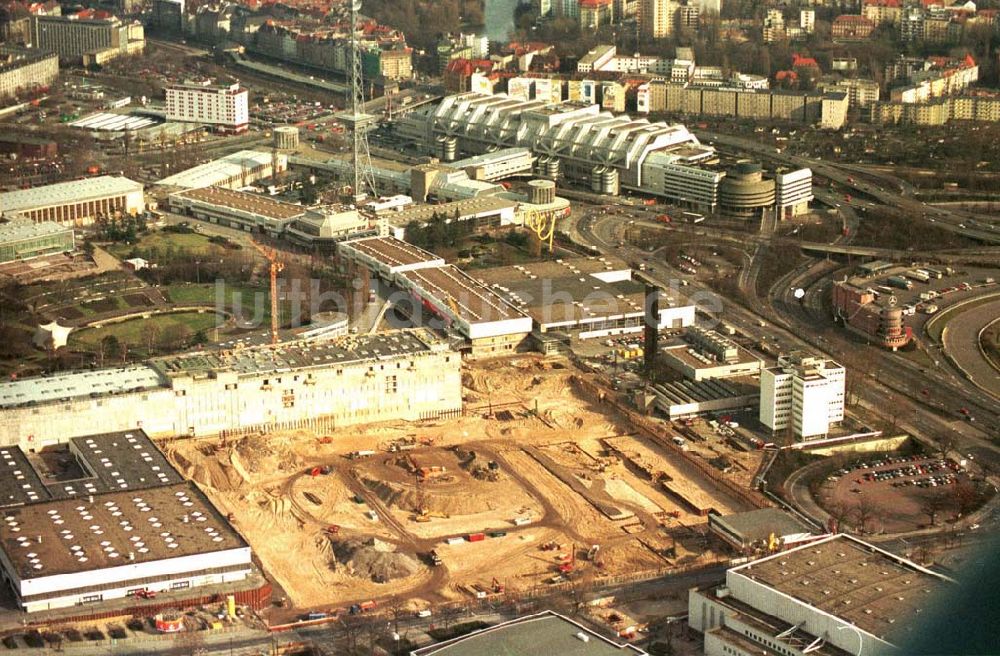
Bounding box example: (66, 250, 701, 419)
(339, 0, 377, 202)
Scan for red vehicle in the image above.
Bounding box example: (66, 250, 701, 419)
(134, 588, 157, 600)
(656, 214, 671, 223)
(325, 525, 340, 535)
(845, 194, 852, 202)
(842, 227, 850, 237)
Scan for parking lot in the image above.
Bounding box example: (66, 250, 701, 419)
(819, 454, 979, 534)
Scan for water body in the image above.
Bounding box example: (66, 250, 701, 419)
(483, 0, 521, 43)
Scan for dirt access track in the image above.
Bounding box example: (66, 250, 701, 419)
(164, 356, 754, 613)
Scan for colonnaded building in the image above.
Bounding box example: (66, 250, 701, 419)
(0, 329, 462, 448)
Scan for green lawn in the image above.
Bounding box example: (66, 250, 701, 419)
(106, 231, 218, 259)
(70, 311, 224, 348)
(164, 283, 299, 326)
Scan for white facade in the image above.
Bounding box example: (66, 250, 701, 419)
(759, 355, 844, 439)
(0, 176, 145, 228)
(775, 168, 813, 218)
(0, 331, 462, 446)
(800, 9, 815, 32)
(166, 80, 249, 132)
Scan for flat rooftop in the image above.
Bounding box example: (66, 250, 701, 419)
(411, 611, 647, 655)
(0, 482, 246, 581)
(0, 430, 183, 508)
(157, 150, 276, 188)
(70, 430, 184, 492)
(340, 236, 442, 269)
(150, 329, 442, 379)
(172, 186, 307, 220)
(662, 341, 761, 370)
(0, 366, 165, 410)
(473, 257, 684, 326)
(711, 507, 815, 542)
(0, 220, 73, 244)
(0, 446, 51, 507)
(380, 196, 515, 227)
(731, 534, 952, 641)
(397, 265, 527, 324)
(0, 176, 143, 214)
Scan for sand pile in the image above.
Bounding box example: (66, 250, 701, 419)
(235, 433, 303, 474)
(329, 538, 420, 583)
(361, 476, 500, 516)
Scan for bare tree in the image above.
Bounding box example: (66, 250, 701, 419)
(853, 495, 880, 535)
(936, 433, 958, 460)
(921, 493, 950, 527)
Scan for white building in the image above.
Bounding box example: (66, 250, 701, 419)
(165, 80, 249, 133)
(775, 168, 814, 219)
(759, 353, 844, 439)
(0, 176, 144, 228)
(0, 331, 462, 446)
(157, 151, 287, 190)
(689, 534, 954, 656)
(800, 9, 815, 33)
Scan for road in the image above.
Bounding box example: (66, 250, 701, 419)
(940, 298, 1000, 401)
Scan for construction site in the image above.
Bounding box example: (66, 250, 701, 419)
(163, 356, 757, 612)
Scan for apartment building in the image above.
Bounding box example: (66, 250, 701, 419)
(760, 353, 845, 440)
(0, 47, 58, 100)
(580, 0, 615, 28)
(166, 80, 249, 133)
(32, 11, 144, 63)
(641, 0, 678, 38)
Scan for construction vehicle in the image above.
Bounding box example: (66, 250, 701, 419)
(324, 525, 340, 535)
(427, 550, 442, 566)
(540, 541, 559, 551)
(491, 577, 505, 594)
(557, 544, 576, 574)
(413, 510, 449, 522)
(317, 436, 333, 445)
(134, 588, 157, 600)
(586, 544, 600, 561)
(249, 240, 285, 345)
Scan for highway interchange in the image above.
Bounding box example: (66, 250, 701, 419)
(570, 145, 1000, 472)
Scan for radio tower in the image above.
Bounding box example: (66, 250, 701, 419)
(339, 0, 378, 204)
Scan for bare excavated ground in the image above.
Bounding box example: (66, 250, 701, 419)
(164, 356, 753, 611)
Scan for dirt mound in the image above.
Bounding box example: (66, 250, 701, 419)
(329, 538, 420, 583)
(454, 447, 502, 482)
(361, 476, 500, 516)
(235, 433, 303, 474)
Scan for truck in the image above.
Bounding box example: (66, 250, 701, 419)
(428, 550, 442, 566)
(656, 214, 671, 223)
(906, 270, 931, 283)
(922, 304, 939, 315)
(348, 450, 376, 459)
(349, 601, 377, 614)
(887, 276, 913, 290)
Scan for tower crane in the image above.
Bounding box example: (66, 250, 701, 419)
(250, 239, 284, 345)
